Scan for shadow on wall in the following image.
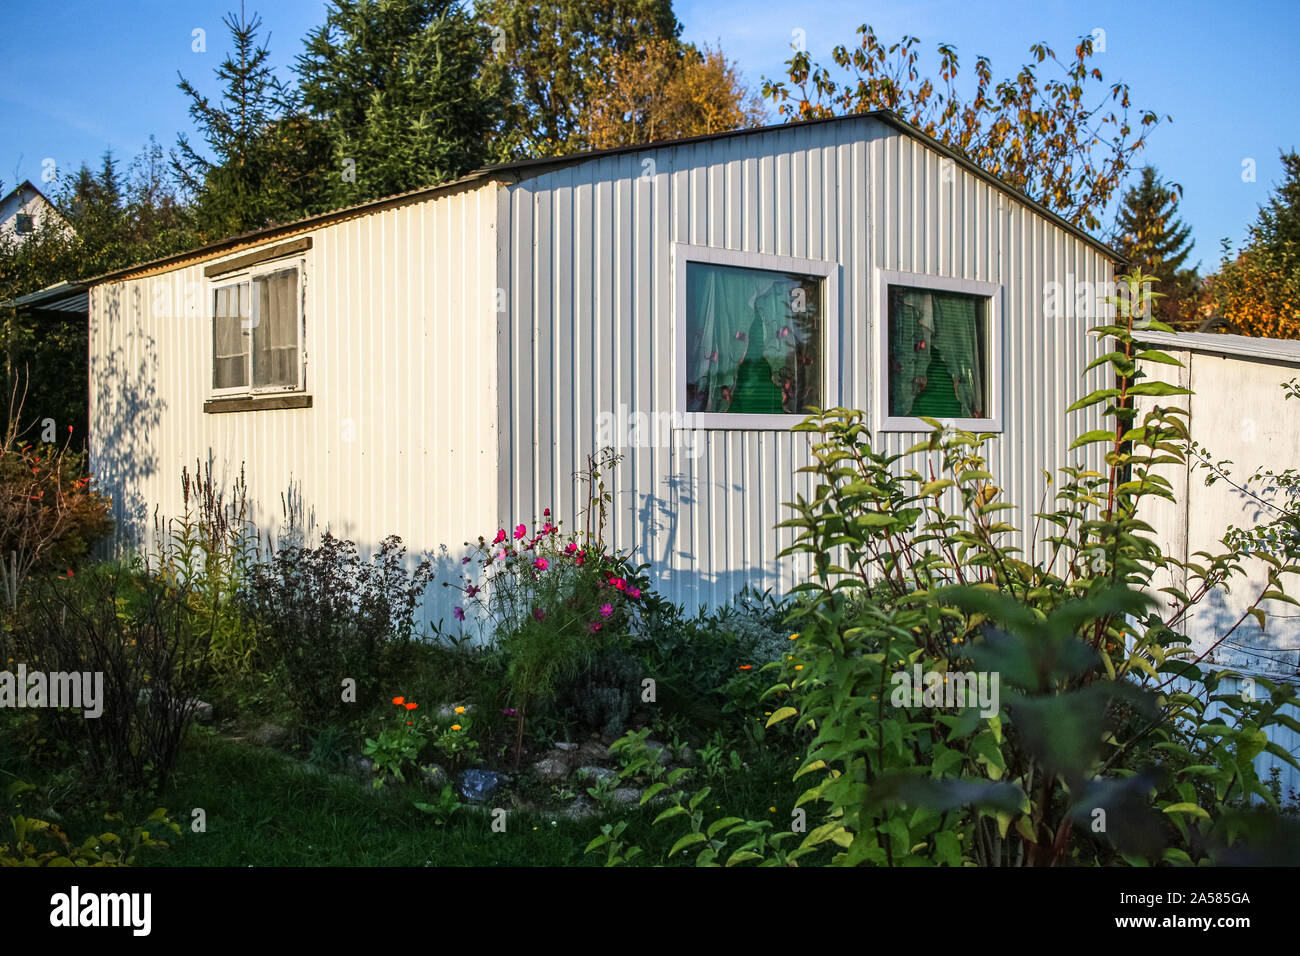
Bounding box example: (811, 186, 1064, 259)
(91, 285, 165, 550)
(628, 471, 809, 612)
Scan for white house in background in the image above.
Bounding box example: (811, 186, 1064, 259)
(80, 110, 1120, 623)
(0, 180, 67, 244)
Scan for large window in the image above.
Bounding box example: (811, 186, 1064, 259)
(211, 262, 304, 395)
(676, 244, 837, 429)
(876, 270, 1001, 432)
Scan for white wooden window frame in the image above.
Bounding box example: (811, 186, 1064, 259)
(874, 268, 1003, 433)
(208, 256, 308, 399)
(672, 242, 840, 430)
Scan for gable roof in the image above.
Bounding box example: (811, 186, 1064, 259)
(84, 109, 1123, 285)
(1, 179, 59, 213)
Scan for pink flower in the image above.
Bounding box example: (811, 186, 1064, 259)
(514, 524, 526, 540)
(535, 558, 549, 571)
(461, 556, 470, 564)
(543, 508, 551, 516)
(575, 552, 585, 567)
(628, 587, 641, 599)
(565, 542, 578, 554)
(453, 606, 465, 621)
(533, 608, 546, 622)
(599, 603, 613, 618)
(503, 707, 517, 717)
(589, 622, 603, 634)
(493, 529, 507, 544)
(496, 549, 506, 561)
(465, 584, 480, 598)
(608, 577, 627, 591)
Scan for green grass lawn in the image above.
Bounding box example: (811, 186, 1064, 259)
(14, 729, 808, 867)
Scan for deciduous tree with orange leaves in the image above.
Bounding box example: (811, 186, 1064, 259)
(761, 26, 1165, 232)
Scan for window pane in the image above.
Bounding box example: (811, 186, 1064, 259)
(685, 262, 822, 415)
(213, 282, 249, 389)
(252, 268, 299, 387)
(887, 286, 986, 418)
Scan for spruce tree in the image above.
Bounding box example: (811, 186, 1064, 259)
(296, 0, 504, 205)
(1113, 166, 1199, 325)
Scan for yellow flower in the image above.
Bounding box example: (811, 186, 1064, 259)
(451, 724, 462, 731)
(769, 806, 776, 813)
(795, 665, 803, 671)
(789, 633, 799, 640)
(454, 706, 466, 714)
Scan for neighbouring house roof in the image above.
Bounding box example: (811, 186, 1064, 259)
(1138, 329, 1300, 365)
(5, 279, 89, 314)
(80, 109, 1125, 286)
(0, 179, 58, 211)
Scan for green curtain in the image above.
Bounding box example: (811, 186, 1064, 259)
(889, 288, 984, 419)
(686, 264, 815, 414)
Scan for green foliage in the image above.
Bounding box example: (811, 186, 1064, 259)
(413, 783, 461, 824)
(297, 0, 503, 204)
(1, 783, 179, 867)
(173, 9, 331, 238)
(1113, 166, 1200, 327)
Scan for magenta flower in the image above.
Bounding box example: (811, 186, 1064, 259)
(543, 508, 551, 516)
(493, 529, 507, 544)
(565, 542, 578, 554)
(461, 556, 471, 564)
(503, 707, 517, 717)
(465, 584, 480, 598)
(589, 622, 603, 634)
(628, 587, 641, 599)
(514, 524, 527, 540)
(535, 557, 549, 571)
(533, 608, 546, 622)
(599, 603, 613, 618)
(496, 549, 506, 561)
(608, 577, 627, 591)
(453, 606, 465, 621)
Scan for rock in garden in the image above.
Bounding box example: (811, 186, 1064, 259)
(532, 756, 569, 782)
(458, 769, 507, 803)
(574, 766, 615, 784)
(644, 740, 671, 765)
(554, 741, 578, 752)
(185, 699, 214, 723)
(561, 797, 600, 821)
(612, 787, 642, 807)
(575, 741, 610, 765)
(420, 764, 448, 789)
(675, 745, 695, 766)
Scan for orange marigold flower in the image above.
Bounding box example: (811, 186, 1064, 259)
(738, 665, 753, 671)
(404, 702, 418, 711)
(454, 705, 465, 714)
(451, 724, 462, 731)
(392, 696, 405, 706)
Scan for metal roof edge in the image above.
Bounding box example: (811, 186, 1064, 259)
(1137, 330, 1300, 365)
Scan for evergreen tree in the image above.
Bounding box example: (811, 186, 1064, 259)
(477, 0, 680, 159)
(296, 0, 504, 205)
(173, 9, 328, 238)
(1113, 166, 1199, 325)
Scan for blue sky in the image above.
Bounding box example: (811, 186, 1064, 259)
(2, 0, 1296, 269)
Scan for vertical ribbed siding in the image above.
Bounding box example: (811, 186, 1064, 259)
(499, 116, 1111, 609)
(88, 183, 503, 625)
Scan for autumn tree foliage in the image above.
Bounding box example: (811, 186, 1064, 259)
(761, 26, 1164, 231)
(1112, 166, 1200, 327)
(584, 39, 767, 150)
(1207, 151, 1300, 339)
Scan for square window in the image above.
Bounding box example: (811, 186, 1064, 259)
(675, 244, 837, 429)
(210, 262, 303, 396)
(887, 286, 987, 419)
(876, 270, 1002, 432)
(14, 213, 34, 235)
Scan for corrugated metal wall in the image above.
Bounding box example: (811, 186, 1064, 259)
(88, 183, 502, 626)
(497, 116, 1112, 609)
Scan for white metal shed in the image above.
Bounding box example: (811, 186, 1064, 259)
(85, 111, 1120, 624)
